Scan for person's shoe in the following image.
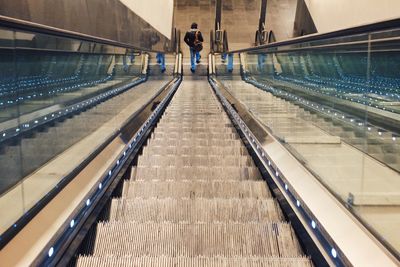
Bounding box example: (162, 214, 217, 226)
(196, 59, 201, 64)
(190, 68, 195, 73)
(161, 68, 166, 73)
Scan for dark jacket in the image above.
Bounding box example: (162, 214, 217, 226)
(184, 29, 204, 47)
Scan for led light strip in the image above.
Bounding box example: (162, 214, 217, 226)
(0, 76, 113, 108)
(0, 77, 146, 143)
(276, 74, 400, 112)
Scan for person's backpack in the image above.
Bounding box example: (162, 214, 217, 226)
(193, 31, 203, 52)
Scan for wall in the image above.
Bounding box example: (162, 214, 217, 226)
(174, 0, 297, 52)
(119, 0, 174, 39)
(304, 0, 400, 33)
(293, 0, 317, 37)
(0, 0, 171, 51)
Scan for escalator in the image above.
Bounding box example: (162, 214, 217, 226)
(1, 12, 400, 267)
(75, 77, 312, 266)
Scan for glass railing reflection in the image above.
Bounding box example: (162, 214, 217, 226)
(0, 26, 151, 235)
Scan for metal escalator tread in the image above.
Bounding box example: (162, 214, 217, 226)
(93, 221, 301, 257)
(77, 79, 312, 266)
(134, 165, 262, 181)
(108, 198, 284, 222)
(122, 180, 272, 198)
(77, 256, 313, 267)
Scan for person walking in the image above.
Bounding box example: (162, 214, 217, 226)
(184, 22, 204, 73)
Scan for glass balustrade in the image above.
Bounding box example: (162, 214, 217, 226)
(218, 28, 400, 255)
(0, 25, 175, 238)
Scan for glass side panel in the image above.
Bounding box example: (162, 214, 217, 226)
(220, 29, 400, 255)
(0, 27, 175, 235)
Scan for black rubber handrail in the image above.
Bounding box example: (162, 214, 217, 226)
(223, 30, 229, 52)
(268, 30, 276, 44)
(229, 18, 400, 53)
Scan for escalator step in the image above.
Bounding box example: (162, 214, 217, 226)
(137, 154, 255, 168)
(77, 256, 313, 267)
(133, 166, 262, 181)
(93, 221, 302, 257)
(108, 197, 283, 222)
(122, 180, 271, 198)
(141, 145, 249, 156)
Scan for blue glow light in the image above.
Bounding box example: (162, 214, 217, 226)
(48, 247, 54, 257)
(331, 248, 337, 258)
(311, 220, 316, 229)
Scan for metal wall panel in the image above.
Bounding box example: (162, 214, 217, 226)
(0, 0, 171, 51)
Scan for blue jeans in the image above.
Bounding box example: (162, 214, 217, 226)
(227, 54, 234, 72)
(190, 48, 201, 70)
(156, 53, 166, 71)
(258, 54, 266, 72)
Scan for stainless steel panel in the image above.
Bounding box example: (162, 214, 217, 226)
(0, 0, 172, 51)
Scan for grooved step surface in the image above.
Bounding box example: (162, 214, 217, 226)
(152, 132, 239, 139)
(141, 145, 249, 156)
(109, 198, 284, 222)
(93, 222, 302, 257)
(137, 154, 255, 168)
(134, 166, 262, 181)
(147, 138, 243, 147)
(77, 256, 313, 267)
(122, 180, 271, 198)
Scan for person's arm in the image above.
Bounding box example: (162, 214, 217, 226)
(198, 32, 204, 42)
(184, 32, 190, 46)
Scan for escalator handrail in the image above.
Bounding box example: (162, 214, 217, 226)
(228, 17, 400, 53)
(0, 15, 173, 54)
(223, 30, 229, 52)
(267, 30, 276, 44)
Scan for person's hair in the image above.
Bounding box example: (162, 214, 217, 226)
(191, 22, 198, 29)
